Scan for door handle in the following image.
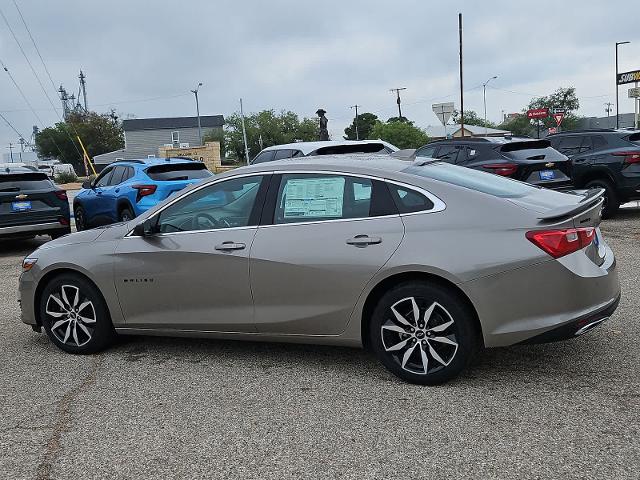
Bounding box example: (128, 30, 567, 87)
(214, 241, 246, 251)
(346, 235, 382, 247)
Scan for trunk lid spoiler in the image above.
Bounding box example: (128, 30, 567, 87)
(536, 188, 604, 221)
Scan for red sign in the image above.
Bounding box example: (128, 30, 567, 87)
(548, 127, 557, 134)
(552, 112, 565, 126)
(527, 108, 549, 119)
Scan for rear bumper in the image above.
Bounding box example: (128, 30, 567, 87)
(463, 244, 620, 348)
(518, 293, 620, 344)
(0, 222, 70, 238)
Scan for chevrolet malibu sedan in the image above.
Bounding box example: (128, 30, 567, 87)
(19, 155, 620, 384)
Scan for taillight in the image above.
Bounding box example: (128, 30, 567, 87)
(613, 150, 640, 165)
(54, 190, 68, 201)
(132, 184, 157, 202)
(482, 163, 518, 176)
(59, 217, 70, 226)
(526, 227, 595, 258)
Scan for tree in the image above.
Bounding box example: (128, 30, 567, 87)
(35, 111, 124, 171)
(223, 110, 318, 160)
(527, 87, 581, 131)
(368, 120, 429, 149)
(343, 112, 378, 140)
(202, 128, 226, 158)
(452, 109, 497, 129)
(498, 114, 533, 137)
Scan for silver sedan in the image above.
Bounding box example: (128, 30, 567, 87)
(18, 155, 620, 384)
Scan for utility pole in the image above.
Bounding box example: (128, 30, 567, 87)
(616, 41, 630, 129)
(58, 85, 69, 120)
(604, 102, 613, 117)
(191, 83, 203, 145)
(458, 13, 465, 137)
(389, 88, 406, 120)
(482, 76, 498, 135)
(8, 143, 14, 163)
(350, 104, 360, 139)
(240, 98, 250, 165)
(79, 70, 88, 111)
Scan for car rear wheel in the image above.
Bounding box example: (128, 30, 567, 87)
(74, 205, 86, 231)
(586, 179, 619, 219)
(39, 273, 116, 354)
(369, 281, 479, 385)
(118, 207, 134, 222)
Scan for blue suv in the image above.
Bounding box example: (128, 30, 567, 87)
(74, 158, 212, 230)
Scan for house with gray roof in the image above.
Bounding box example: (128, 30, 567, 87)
(424, 124, 511, 140)
(93, 115, 224, 166)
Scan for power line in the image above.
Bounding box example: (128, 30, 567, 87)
(0, 111, 27, 140)
(11, 0, 57, 93)
(1, 3, 84, 160)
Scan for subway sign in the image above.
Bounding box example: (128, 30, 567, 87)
(618, 69, 640, 85)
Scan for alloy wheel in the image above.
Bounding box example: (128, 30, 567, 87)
(381, 296, 459, 375)
(45, 285, 97, 347)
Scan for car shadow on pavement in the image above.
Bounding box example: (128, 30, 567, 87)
(100, 330, 608, 387)
(0, 237, 48, 257)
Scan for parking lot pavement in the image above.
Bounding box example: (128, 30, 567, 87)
(1, 214, 639, 480)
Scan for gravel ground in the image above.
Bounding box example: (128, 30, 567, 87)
(1, 211, 639, 480)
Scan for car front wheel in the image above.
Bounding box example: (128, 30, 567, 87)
(39, 273, 116, 354)
(369, 281, 479, 385)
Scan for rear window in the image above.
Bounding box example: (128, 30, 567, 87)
(146, 163, 211, 181)
(312, 143, 388, 155)
(499, 140, 566, 160)
(0, 173, 52, 192)
(404, 163, 536, 198)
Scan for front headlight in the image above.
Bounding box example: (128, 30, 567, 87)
(22, 257, 38, 272)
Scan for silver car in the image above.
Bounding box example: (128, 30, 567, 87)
(19, 155, 620, 384)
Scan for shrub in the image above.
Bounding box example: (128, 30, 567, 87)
(55, 171, 78, 184)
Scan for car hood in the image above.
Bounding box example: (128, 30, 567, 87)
(38, 222, 130, 250)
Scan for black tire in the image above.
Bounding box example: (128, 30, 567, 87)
(369, 281, 479, 385)
(118, 207, 134, 223)
(39, 273, 116, 354)
(74, 205, 87, 231)
(586, 178, 619, 219)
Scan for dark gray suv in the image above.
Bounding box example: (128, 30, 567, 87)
(548, 129, 640, 218)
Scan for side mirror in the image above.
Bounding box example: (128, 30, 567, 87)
(132, 217, 159, 237)
(81, 179, 93, 189)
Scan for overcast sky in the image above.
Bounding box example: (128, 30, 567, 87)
(0, 0, 638, 151)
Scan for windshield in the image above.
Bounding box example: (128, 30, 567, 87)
(404, 162, 538, 198)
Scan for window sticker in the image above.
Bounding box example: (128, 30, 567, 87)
(283, 177, 345, 218)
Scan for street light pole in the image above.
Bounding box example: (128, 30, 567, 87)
(482, 76, 498, 135)
(191, 82, 203, 145)
(616, 41, 630, 129)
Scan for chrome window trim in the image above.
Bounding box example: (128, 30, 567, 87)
(125, 169, 446, 237)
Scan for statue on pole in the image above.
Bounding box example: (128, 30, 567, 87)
(316, 109, 329, 141)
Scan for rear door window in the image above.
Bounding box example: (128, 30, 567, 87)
(273, 149, 293, 160)
(591, 136, 608, 149)
(388, 184, 434, 213)
(146, 163, 210, 181)
(0, 173, 52, 192)
(415, 145, 438, 158)
(435, 145, 464, 164)
(252, 150, 276, 164)
(555, 136, 583, 156)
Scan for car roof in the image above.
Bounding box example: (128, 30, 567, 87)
(424, 136, 538, 146)
(260, 140, 398, 155)
(109, 157, 200, 168)
(547, 129, 640, 137)
(226, 154, 411, 180)
(0, 165, 42, 175)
